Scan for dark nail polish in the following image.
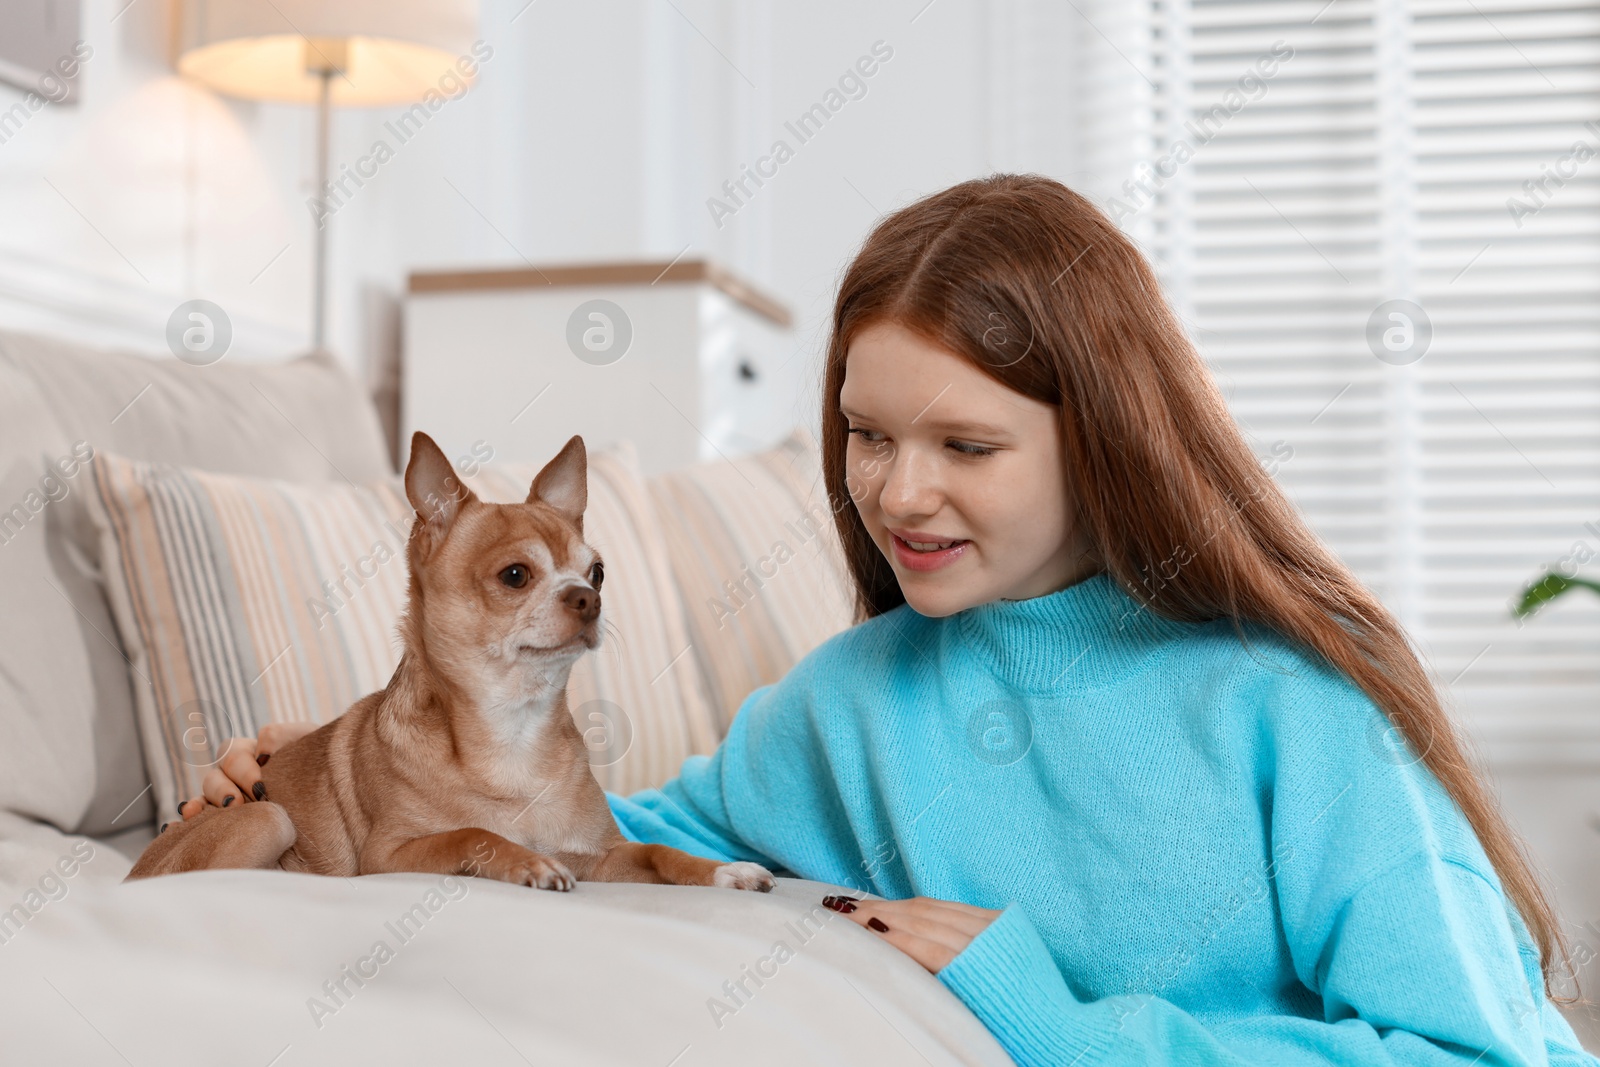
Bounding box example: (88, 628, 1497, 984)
(253, 782, 266, 801)
(868, 917, 890, 933)
(222, 795, 233, 807)
(159, 823, 168, 834)
(256, 753, 270, 766)
(822, 896, 857, 914)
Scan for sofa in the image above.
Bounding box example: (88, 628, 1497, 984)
(0, 329, 1016, 1065)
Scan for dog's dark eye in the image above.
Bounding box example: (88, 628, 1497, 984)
(589, 560, 604, 589)
(499, 564, 531, 589)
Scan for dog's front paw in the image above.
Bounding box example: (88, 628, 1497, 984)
(506, 856, 575, 892)
(713, 861, 775, 892)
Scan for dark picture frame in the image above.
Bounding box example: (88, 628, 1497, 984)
(0, 0, 83, 105)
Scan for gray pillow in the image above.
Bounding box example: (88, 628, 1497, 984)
(0, 329, 393, 838)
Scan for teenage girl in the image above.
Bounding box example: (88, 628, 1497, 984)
(187, 175, 1597, 1067)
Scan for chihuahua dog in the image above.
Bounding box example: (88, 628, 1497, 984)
(126, 432, 774, 895)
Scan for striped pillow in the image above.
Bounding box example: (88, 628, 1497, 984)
(646, 429, 859, 735)
(90, 443, 718, 824)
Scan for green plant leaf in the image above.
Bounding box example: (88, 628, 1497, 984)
(1512, 572, 1600, 618)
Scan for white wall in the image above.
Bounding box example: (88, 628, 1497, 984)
(365, 0, 1084, 434)
(0, 0, 312, 360)
(0, 0, 1081, 430)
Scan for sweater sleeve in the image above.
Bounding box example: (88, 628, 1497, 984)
(937, 851, 1599, 1067)
(604, 685, 784, 867)
(603, 671, 865, 879)
(604, 640, 882, 887)
(603, 760, 783, 867)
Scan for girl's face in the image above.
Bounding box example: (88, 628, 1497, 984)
(840, 320, 1097, 617)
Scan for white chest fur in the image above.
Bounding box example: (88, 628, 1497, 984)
(471, 700, 604, 859)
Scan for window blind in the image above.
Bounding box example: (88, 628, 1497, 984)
(1077, 0, 1600, 761)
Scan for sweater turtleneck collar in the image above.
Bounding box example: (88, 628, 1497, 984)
(947, 571, 1195, 693)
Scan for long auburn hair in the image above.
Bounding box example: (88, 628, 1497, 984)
(818, 173, 1578, 1001)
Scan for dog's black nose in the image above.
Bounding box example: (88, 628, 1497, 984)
(561, 584, 601, 622)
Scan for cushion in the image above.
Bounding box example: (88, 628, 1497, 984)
(88, 441, 718, 824)
(646, 428, 858, 735)
(0, 329, 393, 840)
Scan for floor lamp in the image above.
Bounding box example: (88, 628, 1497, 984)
(176, 0, 478, 350)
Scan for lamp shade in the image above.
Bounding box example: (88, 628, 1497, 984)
(177, 0, 479, 106)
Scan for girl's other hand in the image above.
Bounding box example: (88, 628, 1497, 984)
(175, 721, 318, 819)
(822, 894, 1001, 972)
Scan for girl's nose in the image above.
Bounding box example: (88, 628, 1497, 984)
(877, 448, 941, 518)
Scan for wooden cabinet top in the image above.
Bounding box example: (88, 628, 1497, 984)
(407, 259, 792, 328)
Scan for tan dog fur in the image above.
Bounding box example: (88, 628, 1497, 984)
(126, 432, 774, 895)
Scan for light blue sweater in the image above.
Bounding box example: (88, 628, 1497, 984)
(606, 573, 1598, 1066)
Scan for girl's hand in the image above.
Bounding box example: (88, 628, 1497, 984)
(823, 894, 1001, 972)
(175, 721, 319, 820)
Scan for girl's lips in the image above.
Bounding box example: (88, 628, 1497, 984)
(889, 531, 970, 572)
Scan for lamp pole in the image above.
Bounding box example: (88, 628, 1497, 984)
(305, 40, 345, 352)
(312, 67, 331, 350)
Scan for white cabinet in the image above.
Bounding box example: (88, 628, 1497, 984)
(403, 260, 795, 476)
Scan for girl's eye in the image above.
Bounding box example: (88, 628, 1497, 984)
(948, 440, 996, 457)
(847, 426, 886, 444)
(499, 564, 531, 588)
(589, 560, 604, 589)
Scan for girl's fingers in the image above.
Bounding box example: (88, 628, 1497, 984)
(909, 897, 1003, 923)
(870, 897, 999, 938)
(257, 720, 316, 757)
(202, 736, 260, 807)
(824, 896, 996, 973)
(854, 915, 962, 972)
(219, 736, 264, 794)
(185, 724, 310, 818)
(851, 903, 983, 952)
(201, 765, 247, 809)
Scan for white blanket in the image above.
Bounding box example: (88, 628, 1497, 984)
(0, 839, 1015, 1066)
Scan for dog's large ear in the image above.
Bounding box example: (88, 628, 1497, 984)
(529, 435, 587, 532)
(405, 431, 477, 536)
